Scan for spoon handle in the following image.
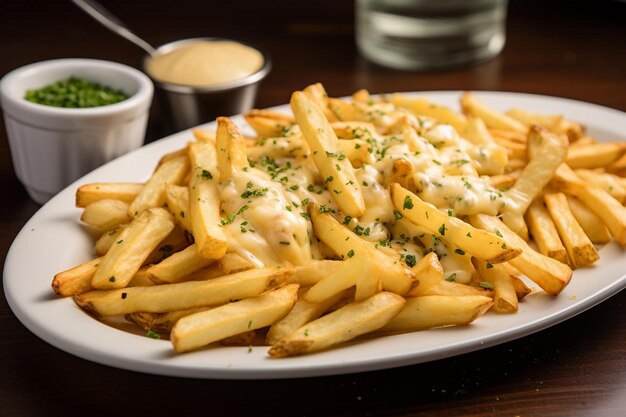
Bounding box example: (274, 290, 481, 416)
(71, 0, 157, 57)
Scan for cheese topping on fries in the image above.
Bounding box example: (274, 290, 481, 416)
(59, 85, 626, 357)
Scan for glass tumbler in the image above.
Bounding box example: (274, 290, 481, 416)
(356, 0, 508, 70)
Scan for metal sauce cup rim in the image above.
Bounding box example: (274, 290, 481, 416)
(142, 37, 272, 93)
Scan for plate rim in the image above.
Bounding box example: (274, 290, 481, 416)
(4, 90, 626, 379)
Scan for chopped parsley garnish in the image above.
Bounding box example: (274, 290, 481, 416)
(347, 249, 355, 258)
(494, 229, 503, 238)
(445, 273, 457, 282)
(454, 248, 465, 255)
(201, 169, 213, 180)
(116, 240, 123, 244)
(109, 276, 116, 283)
(479, 281, 494, 289)
(486, 262, 494, 269)
(318, 205, 336, 214)
(300, 212, 310, 220)
(404, 254, 416, 268)
(393, 210, 403, 220)
(438, 224, 447, 236)
(403, 195, 414, 210)
(146, 330, 161, 339)
(325, 176, 334, 183)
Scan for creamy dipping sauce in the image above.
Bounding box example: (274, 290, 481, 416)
(146, 40, 264, 86)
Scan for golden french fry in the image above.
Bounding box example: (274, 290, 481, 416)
(338, 139, 375, 167)
(164, 184, 192, 232)
(525, 200, 568, 264)
(309, 206, 414, 295)
(381, 295, 493, 333)
(553, 164, 626, 246)
(76, 266, 291, 316)
(188, 141, 228, 259)
(218, 252, 254, 274)
(52, 257, 102, 296)
(94, 224, 127, 256)
(53, 262, 153, 297)
(460, 92, 526, 133)
(76, 183, 143, 208)
(391, 184, 520, 263)
(147, 244, 216, 284)
(469, 214, 572, 295)
(267, 289, 347, 345)
(192, 129, 216, 143)
(419, 280, 493, 298)
(406, 252, 443, 296)
(500, 125, 568, 236)
(565, 195, 611, 244)
(143, 226, 191, 265)
(291, 91, 365, 217)
(268, 292, 406, 357)
(304, 258, 361, 303)
(81, 199, 131, 231)
(171, 284, 299, 353)
(472, 258, 519, 313)
(355, 256, 382, 302)
(574, 169, 626, 203)
(511, 275, 532, 301)
(391, 94, 467, 132)
(303, 82, 339, 122)
(566, 143, 626, 169)
(215, 117, 250, 181)
(287, 260, 343, 286)
(91, 208, 175, 289)
(244, 109, 295, 137)
(504, 108, 564, 132)
(544, 193, 599, 268)
(128, 155, 189, 217)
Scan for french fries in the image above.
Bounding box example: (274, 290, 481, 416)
(76, 183, 143, 208)
(171, 284, 299, 353)
(57, 86, 624, 359)
(81, 199, 130, 231)
(76, 267, 291, 316)
(128, 155, 189, 217)
(188, 141, 228, 259)
(381, 295, 493, 333)
(269, 292, 405, 357)
(543, 193, 599, 268)
(470, 214, 572, 295)
(291, 91, 365, 217)
(391, 184, 521, 264)
(91, 208, 175, 289)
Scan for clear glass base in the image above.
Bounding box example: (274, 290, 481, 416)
(356, 0, 508, 71)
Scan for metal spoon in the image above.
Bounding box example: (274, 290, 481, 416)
(71, 0, 158, 57)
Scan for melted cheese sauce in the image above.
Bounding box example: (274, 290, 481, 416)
(146, 40, 264, 86)
(216, 100, 514, 282)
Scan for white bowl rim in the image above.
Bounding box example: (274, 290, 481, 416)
(0, 58, 153, 118)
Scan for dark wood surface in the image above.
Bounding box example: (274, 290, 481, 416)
(1, 1, 625, 416)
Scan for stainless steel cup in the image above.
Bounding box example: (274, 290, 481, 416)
(143, 37, 271, 131)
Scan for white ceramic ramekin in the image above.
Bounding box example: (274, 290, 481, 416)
(0, 59, 153, 204)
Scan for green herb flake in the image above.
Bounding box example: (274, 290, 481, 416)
(404, 254, 416, 268)
(479, 281, 494, 289)
(393, 210, 403, 220)
(486, 262, 494, 269)
(445, 273, 457, 282)
(347, 249, 355, 258)
(454, 248, 465, 255)
(438, 224, 447, 236)
(201, 169, 213, 180)
(403, 195, 414, 210)
(146, 330, 161, 339)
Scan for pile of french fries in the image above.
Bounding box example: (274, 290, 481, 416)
(52, 84, 626, 357)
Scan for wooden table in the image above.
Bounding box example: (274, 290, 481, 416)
(1, 1, 624, 416)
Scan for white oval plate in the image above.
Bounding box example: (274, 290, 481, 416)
(4, 91, 626, 379)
